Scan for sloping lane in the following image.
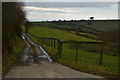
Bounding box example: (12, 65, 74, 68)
(4, 34, 103, 78)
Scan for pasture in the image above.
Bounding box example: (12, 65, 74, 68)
(27, 26, 118, 78)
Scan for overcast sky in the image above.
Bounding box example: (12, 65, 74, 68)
(24, 2, 118, 21)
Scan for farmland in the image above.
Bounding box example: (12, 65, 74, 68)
(31, 20, 118, 32)
(3, 2, 119, 78)
(27, 25, 118, 78)
(28, 26, 96, 41)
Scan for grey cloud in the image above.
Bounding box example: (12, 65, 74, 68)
(25, 2, 117, 8)
(26, 9, 73, 14)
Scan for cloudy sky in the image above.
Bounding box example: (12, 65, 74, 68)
(24, 2, 118, 21)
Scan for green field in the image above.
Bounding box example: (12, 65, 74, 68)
(76, 20, 118, 31)
(31, 20, 118, 32)
(28, 26, 97, 41)
(70, 31, 98, 39)
(27, 26, 118, 78)
(31, 21, 100, 35)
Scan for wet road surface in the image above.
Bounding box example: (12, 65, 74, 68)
(4, 34, 103, 78)
(20, 34, 53, 64)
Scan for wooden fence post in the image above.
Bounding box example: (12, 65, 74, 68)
(44, 39, 46, 45)
(59, 41, 63, 58)
(57, 40, 60, 57)
(50, 39, 51, 46)
(41, 39, 43, 44)
(50, 39, 52, 47)
(54, 39, 55, 48)
(46, 39, 47, 45)
(39, 38, 41, 43)
(48, 39, 50, 46)
(42, 39, 44, 45)
(45, 39, 47, 46)
(47, 39, 49, 46)
(51, 39, 53, 47)
(43, 39, 45, 45)
(75, 41, 78, 61)
(40, 39, 41, 43)
(48, 39, 49, 46)
(57, 40, 63, 58)
(99, 42, 103, 65)
(46, 39, 48, 46)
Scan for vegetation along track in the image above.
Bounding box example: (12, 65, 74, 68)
(4, 34, 103, 78)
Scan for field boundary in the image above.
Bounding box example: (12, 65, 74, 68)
(28, 33, 104, 66)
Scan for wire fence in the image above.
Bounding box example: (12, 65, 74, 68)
(28, 33, 104, 65)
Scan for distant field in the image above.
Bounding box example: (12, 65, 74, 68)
(31, 20, 118, 42)
(31, 21, 100, 35)
(31, 20, 118, 32)
(27, 26, 118, 78)
(70, 31, 98, 39)
(28, 26, 97, 41)
(76, 20, 118, 31)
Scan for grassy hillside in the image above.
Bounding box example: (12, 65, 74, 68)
(76, 20, 118, 31)
(31, 20, 118, 42)
(3, 37, 25, 75)
(31, 21, 100, 35)
(27, 26, 118, 78)
(28, 26, 97, 42)
(31, 20, 118, 32)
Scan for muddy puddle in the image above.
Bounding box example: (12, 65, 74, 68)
(20, 34, 53, 64)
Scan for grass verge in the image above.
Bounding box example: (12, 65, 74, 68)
(2, 37, 25, 75)
(27, 33, 118, 78)
(26, 26, 118, 78)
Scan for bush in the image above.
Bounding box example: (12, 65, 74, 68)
(2, 2, 26, 54)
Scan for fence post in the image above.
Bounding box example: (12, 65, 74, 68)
(99, 42, 104, 65)
(42, 39, 44, 44)
(40, 38, 41, 43)
(46, 39, 48, 46)
(49, 39, 50, 46)
(51, 39, 53, 47)
(43, 39, 45, 45)
(75, 41, 78, 61)
(59, 40, 63, 58)
(41, 39, 43, 44)
(44, 39, 46, 45)
(48, 39, 50, 46)
(47, 39, 49, 46)
(45, 39, 47, 46)
(54, 39, 56, 48)
(46, 39, 47, 45)
(57, 40, 60, 57)
(39, 38, 41, 43)
(57, 40, 62, 57)
(50, 39, 51, 46)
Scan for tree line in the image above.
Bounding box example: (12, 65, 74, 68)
(2, 2, 26, 54)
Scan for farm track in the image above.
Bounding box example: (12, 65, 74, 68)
(4, 34, 103, 78)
